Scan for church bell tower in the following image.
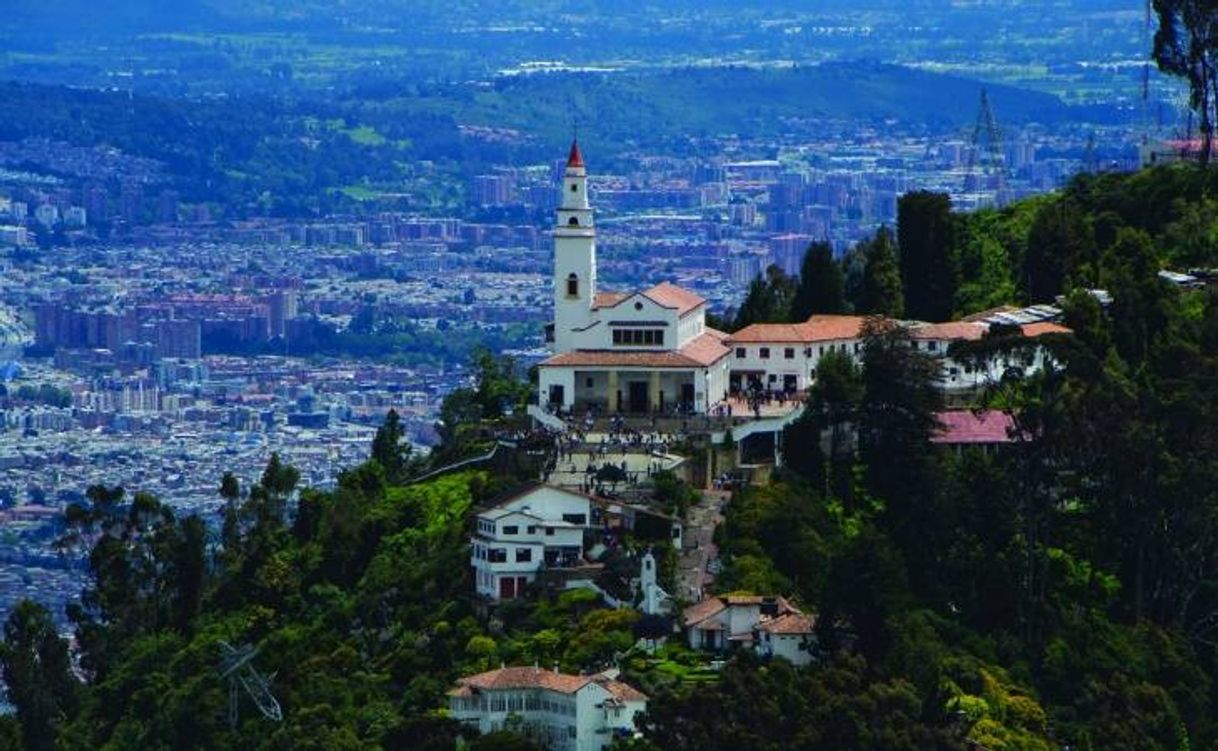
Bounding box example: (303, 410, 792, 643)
(552, 141, 596, 354)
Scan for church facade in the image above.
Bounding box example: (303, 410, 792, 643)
(537, 143, 731, 415)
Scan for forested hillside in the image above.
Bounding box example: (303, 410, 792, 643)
(6, 164, 1218, 750)
(0, 62, 1114, 219)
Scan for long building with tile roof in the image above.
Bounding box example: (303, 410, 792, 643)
(449, 665, 647, 751)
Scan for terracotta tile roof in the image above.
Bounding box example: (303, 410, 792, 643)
(453, 666, 591, 695)
(594, 676, 649, 702)
(450, 666, 647, 703)
(540, 350, 696, 368)
(1020, 322, 1072, 338)
(539, 332, 729, 369)
(679, 331, 731, 366)
(930, 410, 1018, 445)
(908, 321, 987, 341)
(643, 282, 705, 316)
(592, 291, 629, 310)
(727, 315, 868, 344)
(683, 597, 727, 627)
(759, 611, 816, 635)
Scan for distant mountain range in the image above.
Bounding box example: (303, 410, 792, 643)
(4, 0, 1141, 38)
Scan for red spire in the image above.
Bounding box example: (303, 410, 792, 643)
(566, 140, 585, 169)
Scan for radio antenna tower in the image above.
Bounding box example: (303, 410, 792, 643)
(1142, 0, 1152, 144)
(964, 88, 1010, 207)
(218, 641, 283, 730)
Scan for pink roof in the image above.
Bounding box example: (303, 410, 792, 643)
(642, 282, 705, 316)
(728, 315, 867, 344)
(930, 410, 1019, 445)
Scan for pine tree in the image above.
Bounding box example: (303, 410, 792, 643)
(733, 265, 798, 329)
(371, 408, 410, 482)
(858, 227, 905, 317)
(1024, 199, 1093, 304)
(897, 191, 957, 322)
(790, 241, 848, 320)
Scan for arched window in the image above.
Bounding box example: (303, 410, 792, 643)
(568, 216, 579, 226)
(566, 273, 579, 297)
(570, 183, 579, 192)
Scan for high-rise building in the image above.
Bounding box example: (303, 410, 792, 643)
(155, 319, 202, 360)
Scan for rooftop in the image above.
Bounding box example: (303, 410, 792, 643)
(642, 281, 706, 317)
(449, 666, 646, 702)
(567, 140, 585, 169)
(539, 330, 729, 369)
(931, 410, 1020, 445)
(908, 321, 987, 341)
(728, 315, 867, 344)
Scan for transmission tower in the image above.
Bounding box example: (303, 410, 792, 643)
(964, 88, 1010, 207)
(218, 641, 283, 730)
(1142, 0, 1151, 143)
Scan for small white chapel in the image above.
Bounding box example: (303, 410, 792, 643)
(537, 142, 732, 416)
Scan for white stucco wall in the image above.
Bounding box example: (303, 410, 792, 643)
(728, 338, 862, 394)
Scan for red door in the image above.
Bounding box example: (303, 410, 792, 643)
(499, 577, 516, 599)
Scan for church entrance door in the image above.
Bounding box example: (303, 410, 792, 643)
(628, 381, 649, 413)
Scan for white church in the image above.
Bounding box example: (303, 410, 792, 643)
(535, 142, 1071, 417)
(538, 142, 732, 415)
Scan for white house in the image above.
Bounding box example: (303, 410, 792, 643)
(448, 666, 647, 751)
(725, 315, 867, 395)
(908, 320, 1070, 391)
(725, 315, 1070, 396)
(681, 593, 815, 665)
(472, 485, 595, 601)
(755, 610, 818, 665)
(538, 143, 732, 415)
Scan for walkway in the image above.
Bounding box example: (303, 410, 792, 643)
(675, 489, 729, 602)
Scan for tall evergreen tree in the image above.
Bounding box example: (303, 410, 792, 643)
(790, 241, 847, 320)
(371, 408, 411, 482)
(897, 191, 957, 321)
(1024, 199, 1094, 304)
(1, 601, 78, 751)
(733, 264, 798, 329)
(857, 227, 905, 317)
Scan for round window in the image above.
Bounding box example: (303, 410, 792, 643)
(634, 302, 644, 311)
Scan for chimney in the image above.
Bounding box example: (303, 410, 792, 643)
(553, 662, 560, 674)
